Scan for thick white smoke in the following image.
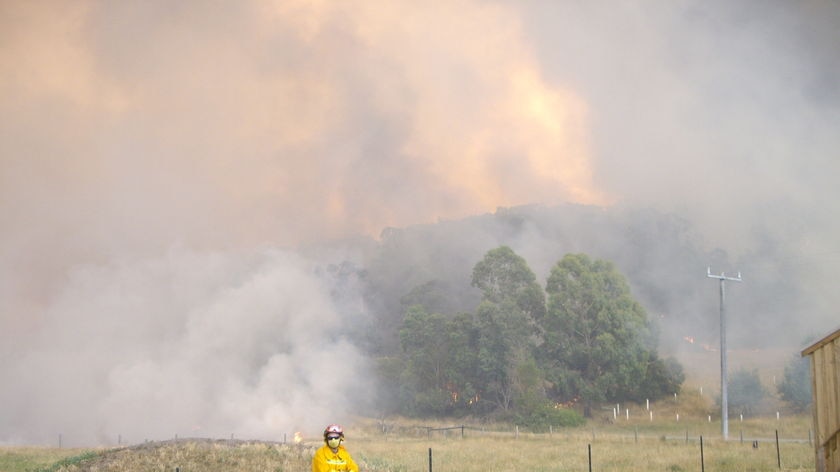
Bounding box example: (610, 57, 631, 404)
(0, 248, 368, 446)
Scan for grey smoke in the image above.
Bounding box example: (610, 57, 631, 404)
(1, 248, 368, 445)
(2, 0, 839, 445)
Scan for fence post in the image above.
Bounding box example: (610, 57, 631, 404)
(428, 447, 433, 472)
(588, 444, 592, 472)
(775, 430, 781, 469)
(700, 436, 705, 472)
(461, 425, 465, 438)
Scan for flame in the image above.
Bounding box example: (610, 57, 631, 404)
(683, 335, 717, 351)
(294, 432, 303, 444)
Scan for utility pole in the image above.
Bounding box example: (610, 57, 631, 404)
(707, 267, 741, 440)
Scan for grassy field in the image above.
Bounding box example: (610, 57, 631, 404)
(347, 410, 815, 472)
(352, 431, 814, 472)
(1, 414, 815, 472)
(0, 446, 93, 472)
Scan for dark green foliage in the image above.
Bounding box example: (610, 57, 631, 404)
(510, 359, 585, 431)
(638, 355, 685, 400)
(721, 368, 767, 415)
(400, 280, 453, 315)
(777, 355, 812, 412)
(392, 247, 683, 422)
(512, 403, 586, 432)
(539, 254, 682, 414)
(471, 247, 546, 413)
(471, 246, 546, 320)
(398, 307, 482, 416)
(35, 451, 99, 472)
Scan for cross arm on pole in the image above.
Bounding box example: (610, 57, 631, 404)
(707, 267, 742, 282)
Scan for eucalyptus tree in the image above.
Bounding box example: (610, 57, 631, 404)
(471, 246, 546, 412)
(540, 253, 681, 416)
(398, 306, 480, 415)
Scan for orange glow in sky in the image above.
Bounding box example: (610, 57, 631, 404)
(0, 0, 610, 253)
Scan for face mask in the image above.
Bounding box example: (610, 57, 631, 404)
(327, 437, 341, 449)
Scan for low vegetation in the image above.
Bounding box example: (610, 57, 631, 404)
(3, 411, 814, 471)
(0, 447, 91, 472)
(1, 439, 315, 472)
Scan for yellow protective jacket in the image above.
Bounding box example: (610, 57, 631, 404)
(312, 444, 359, 472)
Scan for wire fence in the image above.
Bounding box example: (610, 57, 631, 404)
(409, 426, 809, 472)
(383, 423, 813, 446)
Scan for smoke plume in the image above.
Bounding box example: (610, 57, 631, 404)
(2, 0, 838, 444)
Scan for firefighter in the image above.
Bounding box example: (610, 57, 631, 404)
(312, 423, 359, 472)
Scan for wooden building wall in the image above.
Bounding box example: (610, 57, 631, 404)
(802, 327, 840, 472)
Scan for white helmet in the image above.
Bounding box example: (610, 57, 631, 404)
(324, 423, 344, 439)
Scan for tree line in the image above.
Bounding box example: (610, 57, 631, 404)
(375, 246, 685, 428)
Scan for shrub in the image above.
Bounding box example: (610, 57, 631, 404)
(778, 355, 812, 412)
(717, 368, 766, 415)
(513, 401, 585, 432)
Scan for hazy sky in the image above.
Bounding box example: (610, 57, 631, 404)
(2, 0, 838, 445)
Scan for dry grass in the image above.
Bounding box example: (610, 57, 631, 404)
(346, 412, 815, 472)
(351, 433, 814, 472)
(1, 439, 314, 472)
(0, 446, 91, 472)
(2, 417, 815, 472)
(75, 439, 314, 471)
